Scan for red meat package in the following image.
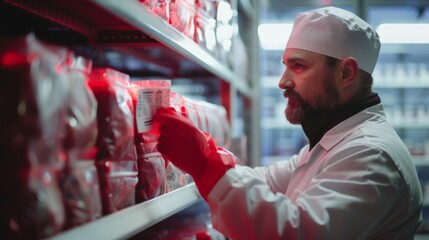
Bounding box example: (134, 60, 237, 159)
(61, 160, 102, 229)
(0, 34, 68, 238)
(96, 160, 138, 214)
(62, 55, 98, 157)
(60, 55, 102, 228)
(88, 68, 137, 162)
(129, 80, 170, 202)
(169, 0, 196, 38)
(139, 0, 170, 21)
(130, 79, 171, 144)
(88, 68, 138, 215)
(134, 143, 167, 202)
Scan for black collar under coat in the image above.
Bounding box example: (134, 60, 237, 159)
(301, 93, 381, 150)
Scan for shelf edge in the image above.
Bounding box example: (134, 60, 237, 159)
(50, 183, 201, 240)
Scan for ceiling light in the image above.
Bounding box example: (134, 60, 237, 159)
(258, 23, 293, 50)
(376, 23, 429, 44)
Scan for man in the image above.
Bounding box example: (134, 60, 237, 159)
(153, 6, 423, 240)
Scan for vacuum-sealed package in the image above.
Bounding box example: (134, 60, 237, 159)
(4, 166, 65, 239)
(130, 79, 171, 143)
(60, 54, 102, 228)
(196, 99, 231, 148)
(129, 80, 170, 202)
(96, 160, 138, 214)
(139, 0, 170, 21)
(88, 68, 137, 162)
(215, 0, 234, 63)
(194, 1, 217, 53)
(165, 161, 189, 192)
(0, 34, 69, 239)
(169, 0, 196, 38)
(171, 93, 231, 148)
(88, 68, 138, 215)
(169, 91, 187, 115)
(135, 143, 167, 202)
(61, 160, 102, 229)
(62, 55, 98, 158)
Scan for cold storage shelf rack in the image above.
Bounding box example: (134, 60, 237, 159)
(1, 0, 258, 238)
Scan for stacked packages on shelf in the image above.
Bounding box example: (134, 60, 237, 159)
(139, 0, 248, 82)
(0, 35, 231, 239)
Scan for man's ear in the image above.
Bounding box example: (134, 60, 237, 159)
(339, 57, 358, 88)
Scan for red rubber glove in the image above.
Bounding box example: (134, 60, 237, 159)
(153, 107, 235, 200)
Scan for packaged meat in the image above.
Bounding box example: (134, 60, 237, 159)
(88, 68, 137, 162)
(0, 34, 70, 238)
(135, 143, 167, 202)
(140, 0, 170, 21)
(169, 0, 196, 39)
(62, 55, 98, 158)
(96, 160, 138, 215)
(61, 160, 102, 229)
(129, 80, 170, 202)
(1, 166, 64, 239)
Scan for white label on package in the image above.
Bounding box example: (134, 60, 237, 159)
(136, 88, 169, 133)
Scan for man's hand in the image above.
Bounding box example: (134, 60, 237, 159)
(153, 107, 235, 199)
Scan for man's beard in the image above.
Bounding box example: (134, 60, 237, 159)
(284, 77, 340, 124)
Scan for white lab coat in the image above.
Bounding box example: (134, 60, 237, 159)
(207, 104, 423, 240)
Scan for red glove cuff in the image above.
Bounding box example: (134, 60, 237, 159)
(193, 135, 235, 200)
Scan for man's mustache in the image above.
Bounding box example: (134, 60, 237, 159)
(283, 90, 301, 100)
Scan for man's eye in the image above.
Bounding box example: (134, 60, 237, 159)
(294, 63, 305, 71)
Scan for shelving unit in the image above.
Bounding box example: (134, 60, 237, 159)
(0, 0, 258, 238)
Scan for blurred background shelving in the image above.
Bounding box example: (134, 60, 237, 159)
(258, 0, 429, 234)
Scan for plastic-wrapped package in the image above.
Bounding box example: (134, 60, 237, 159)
(135, 143, 167, 202)
(129, 80, 170, 202)
(170, 92, 231, 148)
(195, 8, 217, 53)
(60, 55, 102, 228)
(196, 0, 217, 17)
(61, 160, 102, 229)
(215, 0, 233, 61)
(5, 166, 65, 239)
(88, 68, 137, 215)
(199, 100, 230, 148)
(62, 55, 98, 157)
(169, 91, 188, 116)
(129, 79, 171, 144)
(165, 161, 189, 192)
(0, 34, 69, 239)
(88, 68, 137, 162)
(140, 0, 170, 21)
(169, 0, 196, 39)
(96, 160, 138, 214)
(195, 0, 217, 53)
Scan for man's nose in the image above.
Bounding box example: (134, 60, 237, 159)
(278, 72, 294, 89)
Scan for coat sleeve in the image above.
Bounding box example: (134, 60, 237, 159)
(234, 146, 306, 194)
(206, 145, 415, 240)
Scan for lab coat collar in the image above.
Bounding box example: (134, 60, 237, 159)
(319, 103, 386, 151)
(301, 93, 381, 150)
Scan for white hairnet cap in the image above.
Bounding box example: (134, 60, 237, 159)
(286, 7, 381, 74)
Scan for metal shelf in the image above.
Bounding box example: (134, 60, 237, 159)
(50, 184, 201, 240)
(3, 0, 252, 97)
(91, 0, 252, 97)
(2, 1, 256, 238)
